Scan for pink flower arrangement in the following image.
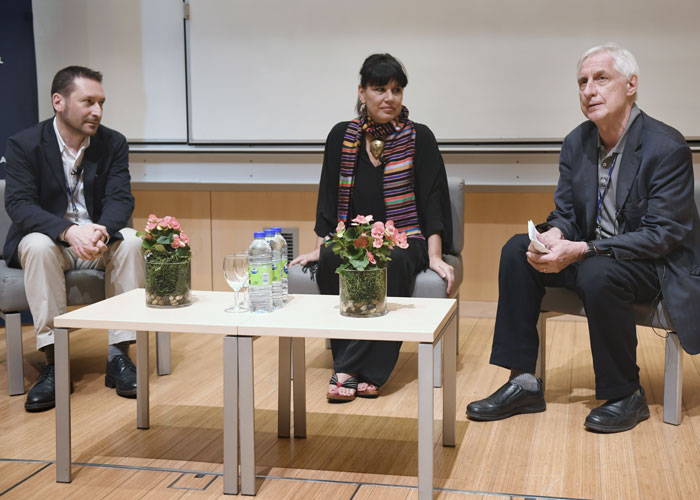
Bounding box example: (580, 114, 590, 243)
(137, 214, 192, 263)
(325, 214, 409, 273)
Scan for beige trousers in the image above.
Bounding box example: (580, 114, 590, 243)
(17, 228, 144, 350)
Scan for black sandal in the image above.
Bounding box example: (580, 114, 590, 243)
(327, 374, 358, 403)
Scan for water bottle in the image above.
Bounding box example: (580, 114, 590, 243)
(271, 227, 288, 302)
(264, 229, 283, 309)
(248, 232, 273, 312)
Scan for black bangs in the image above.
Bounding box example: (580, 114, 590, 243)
(359, 54, 408, 89)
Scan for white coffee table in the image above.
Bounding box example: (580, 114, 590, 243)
(53, 289, 457, 499)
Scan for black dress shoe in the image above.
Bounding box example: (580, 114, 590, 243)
(584, 387, 650, 433)
(467, 379, 546, 421)
(105, 354, 137, 398)
(25, 364, 74, 412)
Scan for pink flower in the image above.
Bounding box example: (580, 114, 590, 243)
(179, 232, 190, 245)
(145, 232, 155, 240)
(354, 234, 368, 248)
(371, 221, 384, 239)
(161, 216, 176, 229)
(336, 220, 345, 234)
(373, 237, 383, 248)
(145, 221, 158, 231)
(395, 231, 409, 249)
(170, 218, 182, 231)
(351, 214, 373, 225)
(367, 251, 376, 264)
(385, 220, 396, 236)
(172, 234, 184, 248)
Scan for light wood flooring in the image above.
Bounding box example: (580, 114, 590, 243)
(2, 307, 700, 499)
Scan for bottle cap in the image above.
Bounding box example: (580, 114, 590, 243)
(272, 227, 282, 233)
(253, 232, 265, 238)
(264, 229, 275, 237)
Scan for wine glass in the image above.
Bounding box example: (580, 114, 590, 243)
(223, 253, 249, 312)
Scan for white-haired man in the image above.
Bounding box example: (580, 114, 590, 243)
(467, 44, 700, 432)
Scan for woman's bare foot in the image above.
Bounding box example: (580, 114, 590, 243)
(357, 380, 380, 398)
(327, 373, 358, 402)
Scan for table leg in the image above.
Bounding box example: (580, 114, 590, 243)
(239, 336, 256, 495)
(443, 312, 457, 447)
(223, 336, 239, 495)
(156, 331, 172, 375)
(136, 330, 149, 429)
(278, 337, 291, 438)
(418, 342, 434, 500)
(55, 328, 71, 483)
(292, 338, 306, 438)
(433, 338, 442, 388)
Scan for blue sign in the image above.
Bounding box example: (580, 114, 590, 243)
(0, 0, 38, 179)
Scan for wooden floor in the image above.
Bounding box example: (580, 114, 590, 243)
(2, 307, 700, 499)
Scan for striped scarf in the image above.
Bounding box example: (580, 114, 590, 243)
(337, 106, 424, 239)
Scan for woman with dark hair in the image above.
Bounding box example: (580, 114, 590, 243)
(290, 53, 454, 403)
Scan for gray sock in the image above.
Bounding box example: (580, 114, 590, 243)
(42, 345, 55, 365)
(108, 342, 130, 361)
(509, 370, 539, 391)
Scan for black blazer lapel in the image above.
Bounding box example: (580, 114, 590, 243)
(40, 120, 68, 194)
(582, 129, 599, 238)
(615, 114, 644, 217)
(82, 135, 102, 217)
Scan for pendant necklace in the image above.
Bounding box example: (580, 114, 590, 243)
(369, 137, 384, 160)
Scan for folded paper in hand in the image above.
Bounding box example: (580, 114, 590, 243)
(528, 220, 550, 254)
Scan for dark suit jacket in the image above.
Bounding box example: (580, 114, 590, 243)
(547, 110, 700, 354)
(3, 118, 135, 268)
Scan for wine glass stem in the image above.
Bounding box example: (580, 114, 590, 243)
(234, 290, 240, 310)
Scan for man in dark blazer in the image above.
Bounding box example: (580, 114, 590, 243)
(467, 44, 700, 432)
(4, 66, 144, 412)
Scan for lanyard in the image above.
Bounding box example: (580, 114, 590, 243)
(595, 153, 618, 238)
(65, 168, 83, 223)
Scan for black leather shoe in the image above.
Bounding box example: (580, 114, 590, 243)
(466, 379, 546, 421)
(584, 387, 650, 433)
(105, 354, 137, 398)
(25, 364, 73, 412)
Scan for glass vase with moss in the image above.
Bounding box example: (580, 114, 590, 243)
(325, 214, 409, 318)
(137, 214, 193, 308)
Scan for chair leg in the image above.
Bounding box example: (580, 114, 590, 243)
(535, 313, 548, 390)
(663, 332, 683, 425)
(156, 331, 171, 376)
(4, 312, 25, 395)
(455, 295, 460, 356)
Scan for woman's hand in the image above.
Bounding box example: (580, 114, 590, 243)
(429, 255, 455, 295)
(427, 233, 454, 295)
(290, 246, 320, 266)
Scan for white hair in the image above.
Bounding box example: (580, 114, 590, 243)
(577, 43, 639, 81)
(578, 43, 639, 101)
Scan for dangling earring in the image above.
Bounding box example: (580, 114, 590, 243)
(360, 102, 367, 119)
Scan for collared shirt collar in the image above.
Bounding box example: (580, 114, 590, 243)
(53, 116, 90, 162)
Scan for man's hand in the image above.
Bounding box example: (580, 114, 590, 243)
(536, 226, 564, 248)
(527, 237, 587, 274)
(64, 224, 109, 260)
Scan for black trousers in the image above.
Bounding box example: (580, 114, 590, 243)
(490, 234, 660, 400)
(317, 239, 428, 386)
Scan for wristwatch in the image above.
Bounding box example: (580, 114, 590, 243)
(584, 241, 597, 258)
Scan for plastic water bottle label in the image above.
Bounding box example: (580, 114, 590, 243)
(271, 261, 281, 282)
(249, 264, 272, 286)
(281, 258, 288, 278)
